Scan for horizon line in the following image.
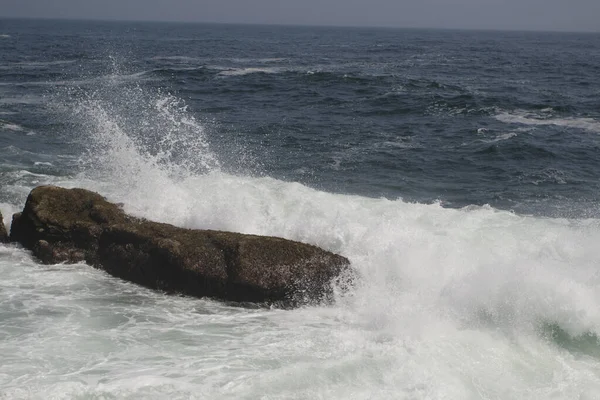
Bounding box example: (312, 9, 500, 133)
(1, 15, 599, 35)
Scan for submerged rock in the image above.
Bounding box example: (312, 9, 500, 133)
(0, 211, 7, 243)
(10, 186, 350, 306)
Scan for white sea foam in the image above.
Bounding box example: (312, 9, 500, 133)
(495, 131, 518, 141)
(2, 85, 600, 399)
(217, 67, 281, 76)
(477, 131, 518, 144)
(0, 121, 24, 132)
(495, 111, 600, 133)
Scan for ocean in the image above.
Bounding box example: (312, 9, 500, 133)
(1, 18, 600, 399)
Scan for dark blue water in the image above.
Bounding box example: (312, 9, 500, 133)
(2, 19, 600, 217)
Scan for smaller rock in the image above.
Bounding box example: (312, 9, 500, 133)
(0, 211, 7, 243)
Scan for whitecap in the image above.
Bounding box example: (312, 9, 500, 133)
(377, 138, 415, 149)
(217, 67, 281, 76)
(0, 121, 24, 132)
(495, 111, 600, 133)
(477, 131, 518, 144)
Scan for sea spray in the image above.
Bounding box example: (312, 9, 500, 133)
(70, 85, 220, 179)
(48, 68, 223, 220)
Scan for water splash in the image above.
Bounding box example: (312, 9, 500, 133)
(54, 64, 221, 215)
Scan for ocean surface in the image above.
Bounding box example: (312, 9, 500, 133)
(1, 18, 600, 399)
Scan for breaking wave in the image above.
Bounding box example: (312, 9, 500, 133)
(495, 111, 600, 133)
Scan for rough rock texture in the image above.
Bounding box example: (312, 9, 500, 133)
(0, 211, 7, 243)
(10, 186, 351, 306)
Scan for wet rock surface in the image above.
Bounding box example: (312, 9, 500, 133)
(0, 211, 7, 243)
(10, 186, 351, 306)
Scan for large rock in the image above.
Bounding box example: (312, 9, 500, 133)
(10, 186, 350, 306)
(0, 211, 7, 243)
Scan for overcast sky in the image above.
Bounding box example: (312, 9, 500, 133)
(2, 0, 599, 32)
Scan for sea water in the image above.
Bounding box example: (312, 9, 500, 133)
(1, 19, 600, 399)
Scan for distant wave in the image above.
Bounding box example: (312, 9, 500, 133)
(1, 71, 158, 88)
(15, 60, 75, 67)
(150, 55, 205, 63)
(148, 57, 400, 80)
(0, 95, 44, 106)
(495, 111, 600, 133)
(151, 56, 288, 64)
(479, 131, 518, 144)
(230, 57, 288, 64)
(217, 67, 281, 77)
(0, 34, 10, 39)
(0, 120, 24, 132)
(0, 60, 76, 70)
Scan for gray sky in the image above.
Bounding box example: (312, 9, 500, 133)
(2, 0, 600, 32)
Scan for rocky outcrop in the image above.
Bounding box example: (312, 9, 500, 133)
(0, 211, 7, 243)
(10, 186, 350, 306)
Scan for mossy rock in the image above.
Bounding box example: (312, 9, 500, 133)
(11, 185, 351, 307)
